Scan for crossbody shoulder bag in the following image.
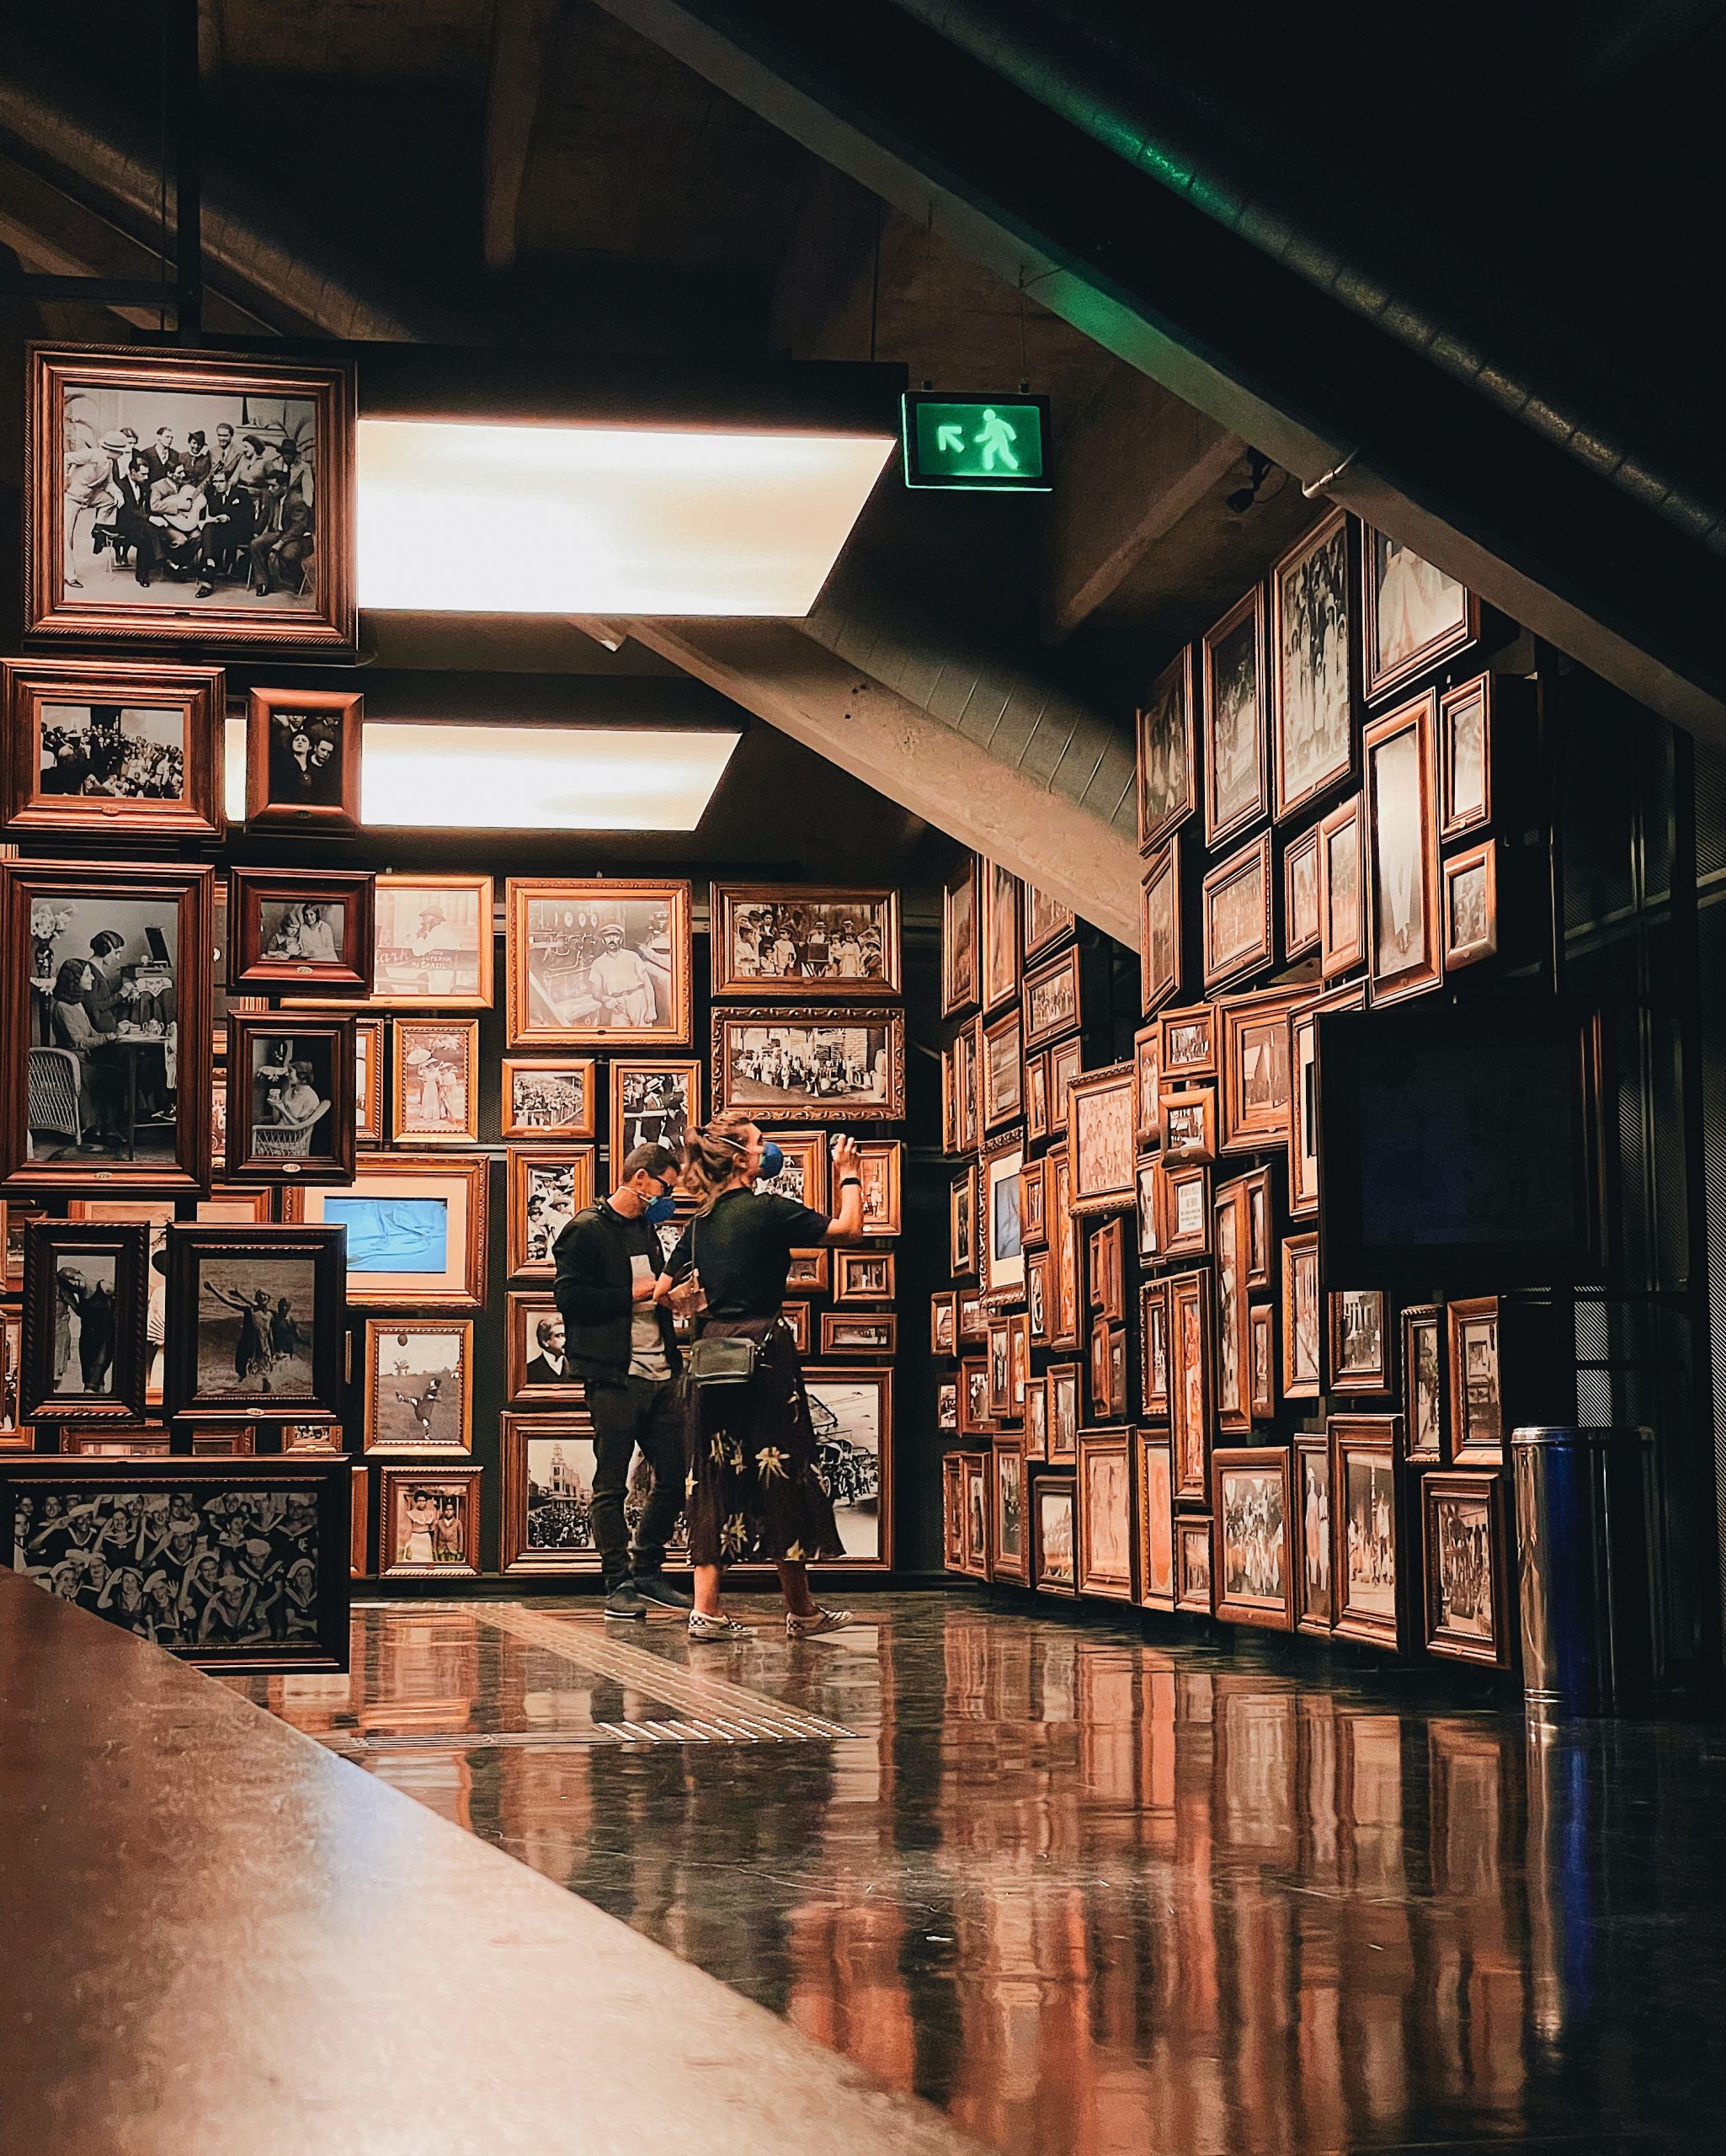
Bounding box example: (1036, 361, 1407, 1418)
(683, 1210, 761, 1390)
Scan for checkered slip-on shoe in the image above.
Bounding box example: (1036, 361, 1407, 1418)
(785, 1607, 855, 1639)
(687, 1610, 756, 1641)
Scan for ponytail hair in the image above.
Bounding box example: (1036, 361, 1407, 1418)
(682, 1109, 756, 1212)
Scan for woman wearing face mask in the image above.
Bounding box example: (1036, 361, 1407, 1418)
(659, 1111, 866, 1641)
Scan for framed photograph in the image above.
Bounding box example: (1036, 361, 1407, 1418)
(1293, 1432, 1334, 1634)
(1088, 1316, 1116, 1422)
(959, 1358, 994, 1439)
(1202, 584, 1269, 847)
(1136, 1430, 1175, 1610)
(1161, 1086, 1217, 1166)
(1047, 1037, 1082, 1134)
(803, 1369, 892, 1566)
(163, 1223, 345, 1422)
(500, 1058, 595, 1140)
(942, 857, 979, 1017)
(1046, 1363, 1079, 1463)
(1020, 1159, 1048, 1249)
(1133, 1022, 1162, 1145)
(835, 1247, 895, 1304)
(1134, 1154, 1160, 1263)
(1140, 840, 1183, 1016)
(1201, 830, 1274, 990)
(1241, 1164, 1273, 1288)
(1249, 1304, 1276, 1420)
(507, 1146, 597, 1279)
(1212, 1177, 1251, 1435)
(982, 1009, 1025, 1130)
(2, 1454, 351, 1668)
(1068, 1062, 1136, 1217)
(1033, 1476, 1078, 1595)
(350, 1460, 370, 1575)
(3, 656, 224, 841)
(354, 1017, 385, 1146)
(711, 884, 899, 997)
(245, 686, 362, 835)
(390, 1018, 478, 1145)
(956, 1018, 983, 1150)
(1047, 1143, 1079, 1347)
(1329, 1287, 1391, 1396)
(1025, 1050, 1050, 1144)
(786, 1248, 830, 1294)
(499, 1411, 600, 1574)
(960, 1450, 990, 1576)
(364, 1320, 474, 1455)
(1424, 1470, 1510, 1667)
(1140, 1279, 1170, 1420)
(282, 1155, 488, 1309)
(610, 1058, 699, 1169)
(783, 1302, 812, 1355)
(942, 1453, 965, 1566)
(1159, 1003, 1215, 1084)
(1439, 673, 1493, 840)
(1318, 793, 1366, 979)
(712, 1007, 904, 1122)
(508, 878, 690, 1048)
(1022, 883, 1075, 963)
(1290, 985, 1363, 1219)
(26, 343, 355, 648)
(1088, 1215, 1125, 1321)
(1219, 988, 1302, 1156)
(3, 858, 212, 1195)
(1137, 647, 1196, 852)
(981, 1142, 1025, 1305)
(853, 1139, 903, 1237)
(1169, 1269, 1212, 1503)
(981, 857, 1020, 1014)
(1212, 1445, 1293, 1630)
(506, 1291, 581, 1404)
(1447, 1296, 1503, 1465)
(937, 1380, 959, 1435)
(20, 1219, 150, 1424)
(759, 1134, 828, 1215)
(1271, 507, 1356, 822)
(1079, 1428, 1135, 1601)
(1282, 1232, 1322, 1398)
(1331, 1415, 1404, 1649)
(366, 874, 493, 1011)
(378, 1463, 482, 1578)
(1175, 1517, 1213, 1614)
(1284, 824, 1322, 960)
(1022, 947, 1080, 1053)
(1403, 1305, 1446, 1462)
(822, 1310, 896, 1356)
(1364, 691, 1442, 1005)
(1162, 1162, 1210, 1257)
(1363, 527, 1478, 702)
(1443, 841, 1498, 969)
(950, 1166, 976, 1277)
(991, 1433, 1030, 1583)
(226, 1015, 356, 1184)
(1, 1308, 24, 1451)
(232, 873, 375, 1004)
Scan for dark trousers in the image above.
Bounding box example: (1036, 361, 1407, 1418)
(586, 1375, 686, 1587)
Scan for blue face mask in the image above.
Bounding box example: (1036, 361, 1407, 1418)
(644, 1190, 678, 1226)
(757, 1141, 785, 1182)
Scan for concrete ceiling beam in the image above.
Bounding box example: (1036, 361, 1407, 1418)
(483, 0, 557, 271)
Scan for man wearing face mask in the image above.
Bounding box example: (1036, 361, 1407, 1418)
(551, 1141, 692, 1618)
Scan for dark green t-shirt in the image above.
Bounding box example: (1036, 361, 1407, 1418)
(669, 1187, 829, 1319)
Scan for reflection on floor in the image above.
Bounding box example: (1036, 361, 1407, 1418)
(231, 1593, 1723, 2156)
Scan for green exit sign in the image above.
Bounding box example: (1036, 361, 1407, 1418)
(901, 392, 1052, 491)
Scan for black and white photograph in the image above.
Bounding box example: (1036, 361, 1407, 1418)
(1404, 1307, 1444, 1460)
(243, 1029, 338, 1167)
(1203, 587, 1267, 846)
(364, 1321, 473, 1455)
(1215, 1453, 1292, 1629)
(258, 899, 346, 969)
(506, 1294, 581, 1401)
(507, 1148, 596, 1278)
(1449, 1298, 1503, 1463)
(1365, 695, 1441, 1003)
(1137, 648, 1196, 851)
(714, 1010, 904, 1121)
(1425, 1474, 1505, 1663)
(1330, 1288, 1388, 1393)
(610, 1060, 698, 1164)
(1365, 528, 1476, 700)
(1272, 509, 1354, 820)
(20, 1220, 150, 1426)
(758, 1134, 826, 1212)
(392, 1020, 479, 1144)
(509, 879, 691, 1047)
(230, 867, 374, 998)
(502, 1421, 604, 1571)
(501, 1059, 594, 1139)
(247, 687, 362, 832)
(198, 1257, 317, 1399)
(712, 886, 900, 995)
(164, 1226, 344, 1422)
(803, 1372, 890, 1565)
(1335, 1428, 1401, 1646)
(3, 655, 222, 840)
(379, 1465, 481, 1577)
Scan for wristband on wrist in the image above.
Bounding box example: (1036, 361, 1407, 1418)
(840, 1175, 862, 1187)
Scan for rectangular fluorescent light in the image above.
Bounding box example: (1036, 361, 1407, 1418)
(356, 418, 893, 616)
(224, 718, 738, 831)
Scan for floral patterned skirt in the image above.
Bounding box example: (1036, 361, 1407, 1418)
(684, 1315, 845, 1567)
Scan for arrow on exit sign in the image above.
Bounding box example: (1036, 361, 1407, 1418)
(901, 392, 1053, 491)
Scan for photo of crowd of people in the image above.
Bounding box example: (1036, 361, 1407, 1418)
(505, 1064, 590, 1134)
(719, 1016, 900, 1116)
(721, 896, 892, 989)
(35, 704, 185, 801)
(1219, 1465, 1287, 1608)
(523, 1434, 600, 1556)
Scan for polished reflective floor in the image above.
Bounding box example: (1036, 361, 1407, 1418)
(234, 1594, 1725, 2155)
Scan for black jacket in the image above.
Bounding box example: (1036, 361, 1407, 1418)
(551, 1202, 681, 1386)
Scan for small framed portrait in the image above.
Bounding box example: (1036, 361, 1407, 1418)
(1162, 1162, 1210, 1257)
(1140, 1279, 1170, 1419)
(1329, 1287, 1391, 1396)
(1220, 989, 1302, 1153)
(1447, 1296, 1503, 1465)
(3, 656, 225, 841)
(1132, 1022, 1162, 1145)
(981, 857, 1020, 1015)
(1364, 691, 1442, 1005)
(942, 1453, 965, 1566)
(982, 1008, 1025, 1130)
(363, 1320, 474, 1455)
(1023, 1373, 1048, 1460)
(1140, 840, 1182, 1016)
(1290, 985, 1362, 1218)
(1160, 1085, 1217, 1165)
(1331, 1415, 1404, 1649)
(958, 1449, 990, 1574)
(507, 878, 691, 1048)
(783, 1302, 812, 1354)
(20, 1219, 150, 1425)
(1318, 793, 1366, 979)
(1271, 508, 1356, 823)
(1202, 584, 1269, 847)
(803, 1368, 892, 1566)
(1046, 1363, 1079, 1463)
(3, 857, 213, 1195)
(835, 1246, 895, 1305)
(283, 1155, 488, 1309)
(1439, 673, 1493, 840)
(823, 1310, 895, 1357)
(1293, 1432, 1334, 1634)
(1249, 1304, 1276, 1420)
(610, 1058, 699, 1169)
(500, 1058, 596, 1141)
(1424, 1470, 1510, 1667)
(950, 1167, 976, 1277)
(1025, 1051, 1051, 1143)
(1087, 1215, 1125, 1321)
(1022, 882, 1075, 963)
(1169, 1268, 1212, 1502)
(507, 1146, 597, 1279)
(786, 1248, 829, 1293)
(1284, 823, 1322, 960)
(1282, 1232, 1322, 1399)
(1159, 1003, 1216, 1083)
(1362, 527, 1478, 702)
(1443, 841, 1498, 970)
(378, 1464, 482, 1578)
(1136, 1430, 1176, 1611)
(930, 1291, 957, 1358)
(506, 1291, 581, 1404)
(246, 687, 362, 835)
(1201, 830, 1273, 990)
(368, 874, 494, 1010)
(1047, 1037, 1081, 1135)
(26, 343, 355, 648)
(1026, 1249, 1052, 1345)
(163, 1223, 345, 1423)
(942, 857, 979, 1017)
(1, 1307, 25, 1450)
(228, 869, 375, 1001)
(959, 1358, 994, 1439)
(937, 1380, 960, 1435)
(391, 1019, 479, 1145)
(354, 1018, 386, 1146)
(712, 1008, 904, 1122)
(226, 1015, 355, 1184)
(1134, 1154, 1160, 1263)
(981, 1141, 1025, 1305)
(1402, 1304, 1446, 1462)
(1020, 1158, 1048, 1248)
(498, 1410, 602, 1574)
(1212, 1445, 1294, 1630)
(758, 1133, 828, 1213)
(1078, 1428, 1135, 1602)
(1212, 1177, 1250, 1434)
(854, 1139, 903, 1237)
(1033, 1477, 1077, 1595)
(1068, 1061, 1136, 1218)
(1175, 1516, 1213, 1614)
(1088, 1315, 1118, 1421)
(1137, 646, 1196, 853)
(711, 883, 900, 997)
(1022, 947, 1081, 1052)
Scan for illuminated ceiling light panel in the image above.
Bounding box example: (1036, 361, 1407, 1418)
(355, 418, 894, 616)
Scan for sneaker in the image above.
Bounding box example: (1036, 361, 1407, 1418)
(687, 1610, 755, 1641)
(631, 1574, 693, 1611)
(604, 1581, 647, 1620)
(786, 1606, 855, 1639)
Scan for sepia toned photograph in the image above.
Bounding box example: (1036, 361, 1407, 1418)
(364, 1321, 473, 1455)
(1140, 841, 1182, 1014)
(1365, 693, 1441, 1004)
(836, 1248, 896, 1304)
(1176, 1516, 1213, 1613)
(1250, 1304, 1276, 1421)
(992, 1437, 1028, 1583)
(1334, 1421, 1403, 1648)
(228, 1016, 354, 1183)
(391, 1019, 479, 1145)
(3, 656, 225, 841)
(713, 1008, 904, 1121)
(1079, 1430, 1134, 1601)
(1282, 1233, 1322, 1398)
(982, 857, 1020, 1013)
(509, 878, 690, 1048)
(1034, 1479, 1077, 1593)
(1295, 1433, 1333, 1632)
(164, 1224, 344, 1422)
(1272, 509, 1355, 821)
(610, 1059, 699, 1166)
(1068, 1063, 1136, 1216)
(711, 884, 899, 996)
(1203, 585, 1268, 846)
(1135, 1155, 1160, 1263)
(1212, 1179, 1249, 1433)
(368, 875, 493, 1010)
(803, 1370, 890, 1565)
(1403, 1305, 1445, 1461)
(1169, 1269, 1212, 1502)
(942, 857, 978, 1017)
(1364, 528, 1477, 702)
(1319, 793, 1366, 979)
(854, 1139, 903, 1236)
(1047, 1363, 1079, 1462)
(1424, 1471, 1507, 1665)
(1140, 1278, 1169, 1417)
(1022, 882, 1075, 963)
(1022, 948, 1081, 1051)
(500, 1058, 594, 1140)
(378, 1465, 482, 1577)
(508, 1146, 597, 1279)
(1137, 648, 1196, 852)
(1285, 824, 1322, 958)
(1330, 1287, 1389, 1395)
(1137, 1431, 1175, 1610)
(951, 1165, 976, 1276)
(1202, 830, 1273, 990)
(1440, 674, 1492, 839)
(1213, 1448, 1292, 1630)
(1161, 1086, 1216, 1166)
(1444, 843, 1498, 969)
(1448, 1297, 1503, 1465)
(1159, 1004, 1215, 1081)
(982, 1009, 1024, 1130)
(1163, 1163, 1210, 1257)
(245, 686, 363, 834)
(758, 1134, 827, 1214)
(354, 1017, 385, 1146)
(499, 1414, 602, 1573)
(822, 1311, 895, 1357)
